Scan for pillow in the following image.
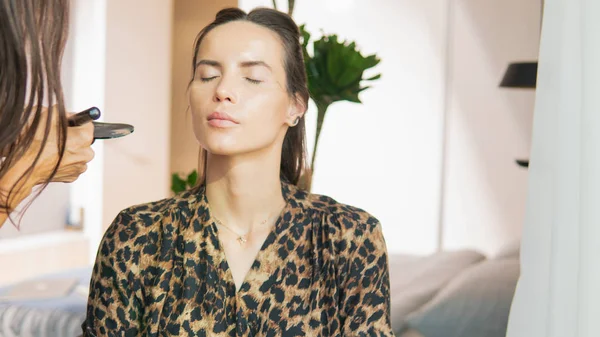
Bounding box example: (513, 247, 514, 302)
(388, 250, 485, 332)
(404, 259, 520, 337)
(493, 240, 521, 260)
(398, 328, 426, 337)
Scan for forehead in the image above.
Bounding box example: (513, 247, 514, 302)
(198, 21, 284, 65)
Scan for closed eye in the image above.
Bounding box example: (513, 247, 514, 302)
(245, 78, 262, 84)
(200, 76, 218, 82)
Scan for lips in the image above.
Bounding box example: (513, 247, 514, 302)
(207, 111, 239, 128)
(207, 111, 238, 123)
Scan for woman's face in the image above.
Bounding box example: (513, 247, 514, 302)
(189, 21, 302, 157)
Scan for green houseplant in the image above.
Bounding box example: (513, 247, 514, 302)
(171, 170, 197, 194)
(298, 25, 381, 190)
(273, 0, 382, 190)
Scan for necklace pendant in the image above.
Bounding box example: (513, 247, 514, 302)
(237, 236, 247, 245)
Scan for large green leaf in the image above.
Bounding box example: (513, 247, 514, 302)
(298, 24, 382, 179)
(301, 26, 381, 107)
(365, 73, 382, 81)
(171, 173, 187, 194)
(187, 170, 198, 186)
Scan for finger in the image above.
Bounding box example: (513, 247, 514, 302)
(63, 176, 77, 183)
(52, 172, 77, 183)
(86, 122, 95, 145)
(83, 148, 95, 162)
(79, 164, 88, 175)
(66, 122, 95, 147)
(60, 148, 94, 166)
(77, 122, 95, 145)
(52, 164, 88, 183)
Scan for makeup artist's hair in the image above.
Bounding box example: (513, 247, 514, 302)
(0, 0, 70, 217)
(190, 7, 309, 188)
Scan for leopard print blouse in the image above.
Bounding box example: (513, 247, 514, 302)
(82, 181, 395, 336)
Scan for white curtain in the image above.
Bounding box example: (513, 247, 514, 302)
(506, 0, 600, 336)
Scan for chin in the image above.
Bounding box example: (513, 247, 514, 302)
(202, 142, 238, 156)
(205, 147, 240, 156)
(198, 135, 245, 155)
(197, 128, 281, 158)
(204, 139, 278, 159)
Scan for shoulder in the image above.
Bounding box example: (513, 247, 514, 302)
(119, 189, 200, 222)
(300, 193, 388, 276)
(301, 192, 382, 237)
(99, 190, 199, 256)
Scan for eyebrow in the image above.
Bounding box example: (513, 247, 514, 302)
(195, 59, 272, 72)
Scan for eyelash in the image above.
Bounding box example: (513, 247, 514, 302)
(245, 78, 262, 84)
(199, 76, 262, 84)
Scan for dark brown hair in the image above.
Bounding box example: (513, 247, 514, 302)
(0, 0, 70, 217)
(190, 7, 309, 187)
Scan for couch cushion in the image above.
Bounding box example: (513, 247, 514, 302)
(493, 240, 521, 260)
(388, 250, 485, 332)
(404, 258, 519, 337)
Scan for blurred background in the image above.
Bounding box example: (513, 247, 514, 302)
(0, 0, 541, 286)
(0, 0, 541, 335)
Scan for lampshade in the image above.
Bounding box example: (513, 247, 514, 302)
(516, 159, 529, 168)
(499, 62, 538, 88)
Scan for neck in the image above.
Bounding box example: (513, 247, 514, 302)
(204, 147, 285, 232)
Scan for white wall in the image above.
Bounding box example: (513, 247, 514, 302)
(102, 0, 173, 233)
(240, 0, 448, 254)
(64, 0, 174, 259)
(67, 0, 107, 263)
(68, 0, 174, 257)
(239, 0, 540, 255)
(442, 0, 540, 255)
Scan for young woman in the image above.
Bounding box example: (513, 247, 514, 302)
(83, 7, 394, 336)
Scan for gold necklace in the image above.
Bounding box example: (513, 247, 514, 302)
(213, 203, 285, 245)
(214, 218, 268, 245)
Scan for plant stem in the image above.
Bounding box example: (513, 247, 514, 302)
(288, 0, 295, 16)
(272, 0, 278, 10)
(310, 102, 329, 173)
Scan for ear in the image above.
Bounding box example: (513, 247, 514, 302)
(285, 93, 306, 127)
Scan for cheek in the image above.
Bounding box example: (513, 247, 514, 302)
(228, 98, 289, 153)
(244, 95, 288, 134)
(189, 86, 210, 125)
(188, 83, 208, 111)
(188, 86, 211, 145)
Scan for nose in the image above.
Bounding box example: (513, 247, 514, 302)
(213, 77, 237, 104)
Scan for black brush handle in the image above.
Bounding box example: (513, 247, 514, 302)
(68, 107, 101, 127)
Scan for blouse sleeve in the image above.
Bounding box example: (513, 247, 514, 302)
(338, 216, 395, 336)
(81, 211, 144, 337)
